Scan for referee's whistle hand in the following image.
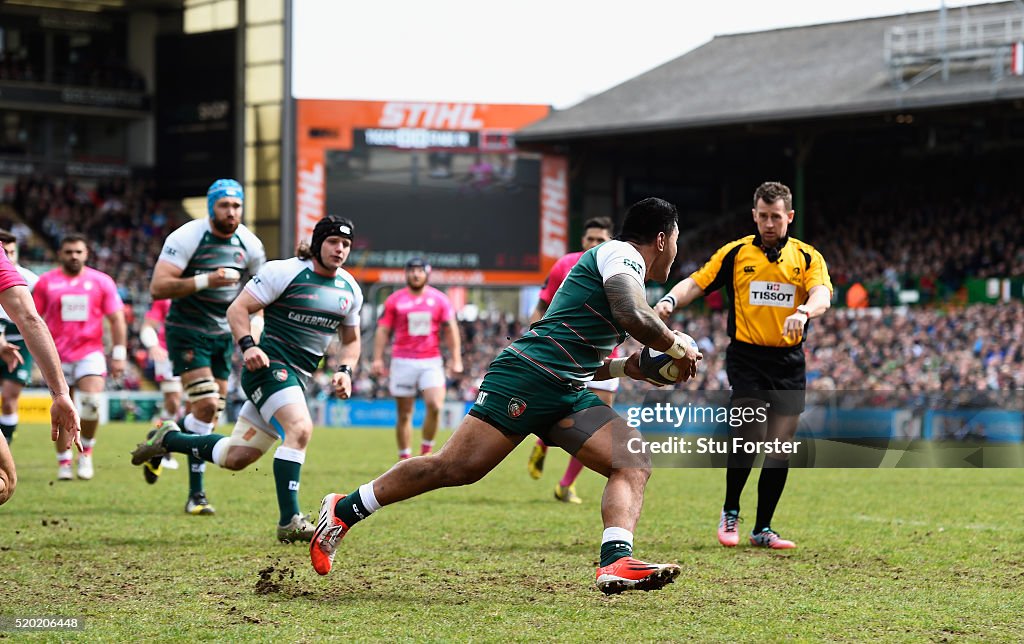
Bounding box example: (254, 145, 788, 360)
(654, 301, 673, 321)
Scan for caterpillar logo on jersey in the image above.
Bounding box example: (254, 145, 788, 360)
(744, 266, 756, 273)
(749, 281, 797, 307)
(475, 391, 488, 405)
(288, 481, 300, 491)
(623, 258, 643, 277)
(273, 369, 288, 382)
(252, 386, 264, 404)
(507, 397, 527, 418)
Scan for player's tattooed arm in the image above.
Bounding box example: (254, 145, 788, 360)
(604, 274, 676, 350)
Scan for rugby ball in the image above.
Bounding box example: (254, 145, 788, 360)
(638, 334, 698, 386)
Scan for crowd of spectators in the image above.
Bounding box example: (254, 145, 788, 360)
(2, 174, 1022, 413)
(315, 300, 1024, 409)
(672, 189, 1024, 306)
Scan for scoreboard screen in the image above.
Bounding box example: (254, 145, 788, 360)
(325, 146, 542, 273)
(295, 100, 565, 285)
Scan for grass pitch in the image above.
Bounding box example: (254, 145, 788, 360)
(2, 422, 1021, 641)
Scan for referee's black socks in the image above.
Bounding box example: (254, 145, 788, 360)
(754, 457, 789, 534)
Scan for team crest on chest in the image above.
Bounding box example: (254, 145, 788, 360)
(507, 397, 527, 418)
(273, 369, 288, 382)
(338, 293, 352, 311)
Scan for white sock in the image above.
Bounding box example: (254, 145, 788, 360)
(183, 414, 215, 436)
(398, 448, 412, 458)
(211, 437, 231, 467)
(274, 445, 306, 464)
(359, 481, 381, 513)
(0, 413, 18, 425)
(57, 450, 72, 463)
(82, 438, 96, 450)
(602, 527, 634, 547)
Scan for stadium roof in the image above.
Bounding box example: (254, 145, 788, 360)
(518, 1, 1024, 142)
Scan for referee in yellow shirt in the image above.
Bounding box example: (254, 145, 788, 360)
(656, 181, 832, 550)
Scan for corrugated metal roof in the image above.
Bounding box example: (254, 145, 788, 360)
(519, 2, 1024, 142)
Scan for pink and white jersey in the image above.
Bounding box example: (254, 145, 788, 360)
(34, 266, 123, 362)
(380, 285, 453, 360)
(144, 298, 171, 350)
(538, 249, 620, 359)
(0, 248, 27, 294)
(538, 251, 584, 306)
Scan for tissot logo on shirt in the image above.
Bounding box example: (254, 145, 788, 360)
(749, 281, 797, 307)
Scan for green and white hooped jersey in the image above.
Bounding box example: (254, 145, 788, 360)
(160, 218, 266, 335)
(0, 264, 38, 341)
(245, 257, 363, 379)
(507, 240, 646, 383)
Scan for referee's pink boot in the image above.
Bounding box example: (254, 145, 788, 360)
(717, 510, 740, 547)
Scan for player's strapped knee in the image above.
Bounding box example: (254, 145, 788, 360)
(185, 378, 220, 405)
(540, 404, 619, 457)
(160, 379, 183, 394)
(73, 391, 106, 422)
(218, 415, 277, 466)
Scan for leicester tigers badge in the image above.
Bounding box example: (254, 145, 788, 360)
(507, 397, 527, 418)
(273, 369, 288, 382)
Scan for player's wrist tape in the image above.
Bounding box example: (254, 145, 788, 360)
(336, 364, 352, 375)
(194, 273, 210, 291)
(111, 345, 127, 361)
(608, 358, 628, 379)
(238, 335, 257, 352)
(139, 326, 159, 349)
(665, 337, 688, 359)
(658, 294, 677, 309)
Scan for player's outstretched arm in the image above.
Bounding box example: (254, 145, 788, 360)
(0, 285, 80, 450)
(605, 274, 700, 380)
(654, 277, 705, 320)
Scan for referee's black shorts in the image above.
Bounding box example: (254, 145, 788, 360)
(726, 340, 806, 416)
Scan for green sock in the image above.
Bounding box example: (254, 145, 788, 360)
(187, 456, 205, 495)
(0, 423, 15, 443)
(600, 541, 633, 567)
(273, 454, 303, 526)
(162, 430, 222, 496)
(334, 487, 372, 527)
(162, 431, 225, 462)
